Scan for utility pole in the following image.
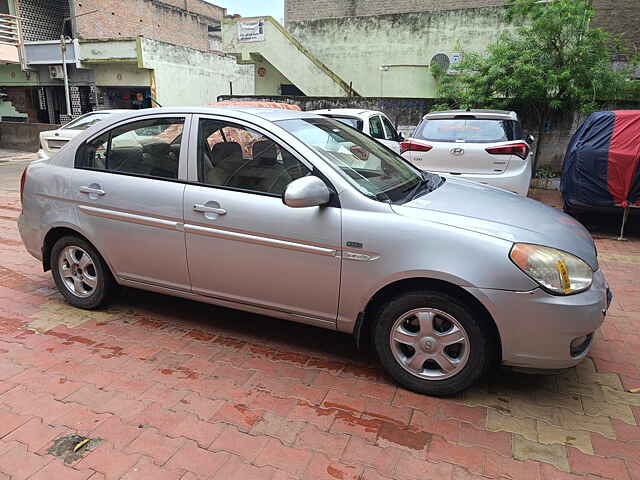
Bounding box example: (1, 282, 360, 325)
(60, 9, 98, 118)
(60, 35, 71, 116)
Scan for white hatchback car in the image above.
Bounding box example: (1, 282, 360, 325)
(401, 110, 534, 195)
(310, 108, 403, 153)
(39, 110, 131, 160)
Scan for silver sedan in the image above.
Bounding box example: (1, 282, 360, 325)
(18, 107, 610, 395)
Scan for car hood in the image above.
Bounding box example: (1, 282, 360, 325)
(392, 178, 598, 269)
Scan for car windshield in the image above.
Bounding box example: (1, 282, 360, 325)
(277, 117, 443, 203)
(63, 113, 114, 131)
(324, 116, 362, 130)
(415, 118, 521, 143)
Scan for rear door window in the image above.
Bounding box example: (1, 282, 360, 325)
(76, 117, 184, 180)
(415, 119, 521, 143)
(369, 116, 385, 139)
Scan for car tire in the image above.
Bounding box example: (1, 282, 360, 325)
(372, 290, 491, 396)
(51, 235, 114, 310)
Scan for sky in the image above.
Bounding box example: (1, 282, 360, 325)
(208, 0, 285, 22)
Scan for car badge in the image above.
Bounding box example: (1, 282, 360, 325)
(450, 147, 464, 156)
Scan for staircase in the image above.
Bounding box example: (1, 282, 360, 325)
(222, 17, 359, 97)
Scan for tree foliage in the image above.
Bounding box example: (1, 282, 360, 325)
(434, 0, 639, 123)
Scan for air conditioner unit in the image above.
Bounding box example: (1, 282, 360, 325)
(430, 52, 463, 74)
(49, 65, 65, 79)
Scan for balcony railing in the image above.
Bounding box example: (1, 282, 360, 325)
(0, 14, 24, 67)
(0, 14, 21, 45)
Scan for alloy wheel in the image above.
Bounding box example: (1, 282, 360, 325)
(389, 308, 470, 380)
(58, 246, 98, 298)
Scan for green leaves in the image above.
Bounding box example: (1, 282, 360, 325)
(434, 0, 638, 123)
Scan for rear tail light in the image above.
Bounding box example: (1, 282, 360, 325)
(19, 168, 27, 206)
(485, 143, 530, 160)
(400, 140, 433, 155)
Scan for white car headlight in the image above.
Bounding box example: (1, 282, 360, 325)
(510, 243, 593, 295)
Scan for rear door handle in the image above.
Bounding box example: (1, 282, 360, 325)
(193, 204, 227, 215)
(79, 185, 105, 196)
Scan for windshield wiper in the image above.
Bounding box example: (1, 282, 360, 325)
(403, 172, 444, 203)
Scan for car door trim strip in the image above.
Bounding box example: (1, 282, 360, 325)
(78, 205, 181, 231)
(184, 223, 338, 257)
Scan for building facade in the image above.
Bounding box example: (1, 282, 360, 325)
(0, 0, 254, 124)
(221, 0, 638, 99)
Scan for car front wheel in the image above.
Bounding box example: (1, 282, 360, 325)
(373, 290, 491, 396)
(51, 235, 113, 309)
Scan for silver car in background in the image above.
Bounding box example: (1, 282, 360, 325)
(19, 107, 609, 395)
(401, 110, 534, 195)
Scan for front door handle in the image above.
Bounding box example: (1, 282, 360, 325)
(79, 185, 105, 196)
(193, 204, 227, 215)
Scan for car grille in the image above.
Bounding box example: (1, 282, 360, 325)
(47, 139, 69, 150)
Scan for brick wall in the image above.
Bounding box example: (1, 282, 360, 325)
(285, 0, 505, 24)
(592, 0, 640, 52)
(285, 0, 639, 53)
(73, 0, 225, 52)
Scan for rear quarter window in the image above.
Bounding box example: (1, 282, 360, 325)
(415, 118, 522, 143)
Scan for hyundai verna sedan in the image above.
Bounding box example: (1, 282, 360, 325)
(18, 107, 610, 395)
(401, 110, 533, 196)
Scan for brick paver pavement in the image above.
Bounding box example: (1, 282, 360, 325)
(0, 188, 639, 479)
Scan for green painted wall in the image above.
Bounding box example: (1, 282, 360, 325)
(78, 38, 138, 64)
(254, 57, 295, 95)
(0, 64, 39, 86)
(0, 99, 27, 118)
(93, 63, 151, 87)
(223, 17, 354, 97)
(139, 37, 254, 106)
(284, 7, 513, 97)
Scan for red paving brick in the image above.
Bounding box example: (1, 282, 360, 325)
(165, 439, 230, 477)
(0, 188, 639, 479)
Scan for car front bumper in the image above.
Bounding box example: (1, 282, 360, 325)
(467, 269, 610, 370)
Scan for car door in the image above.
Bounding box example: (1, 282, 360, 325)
(71, 114, 191, 291)
(380, 114, 401, 153)
(368, 114, 399, 152)
(183, 115, 341, 324)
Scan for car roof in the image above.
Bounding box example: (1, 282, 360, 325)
(78, 109, 132, 116)
(423, 109, 518, 121)
(310, 108, 381, 118)
(103, 106, 319, 123)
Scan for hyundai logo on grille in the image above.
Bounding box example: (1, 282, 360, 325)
(450, 148, 465, 156)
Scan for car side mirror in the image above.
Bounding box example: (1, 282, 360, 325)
(283, 176, 331, 208)
(526, 134, 535, 145)
(397, 133, 404, 142)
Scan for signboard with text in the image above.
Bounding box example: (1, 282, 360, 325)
(238, 20, 265, 43)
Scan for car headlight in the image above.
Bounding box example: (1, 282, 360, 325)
(509, 243, 593, 295)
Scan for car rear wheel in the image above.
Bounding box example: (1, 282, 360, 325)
(373, 290, 491, 396)
(51, 236, 113, 309)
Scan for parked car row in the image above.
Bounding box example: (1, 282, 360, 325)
(42, 106, 533, 195)
(20, 105, 610, 396)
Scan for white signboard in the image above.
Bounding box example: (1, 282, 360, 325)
(238, 20, 265, 43)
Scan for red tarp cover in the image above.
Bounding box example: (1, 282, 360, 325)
(607, 110, 640, 207)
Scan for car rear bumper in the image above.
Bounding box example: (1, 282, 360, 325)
(467, 269, 610, 370)
(17, 213, 42, 261)
(440, 167, 531, 196)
